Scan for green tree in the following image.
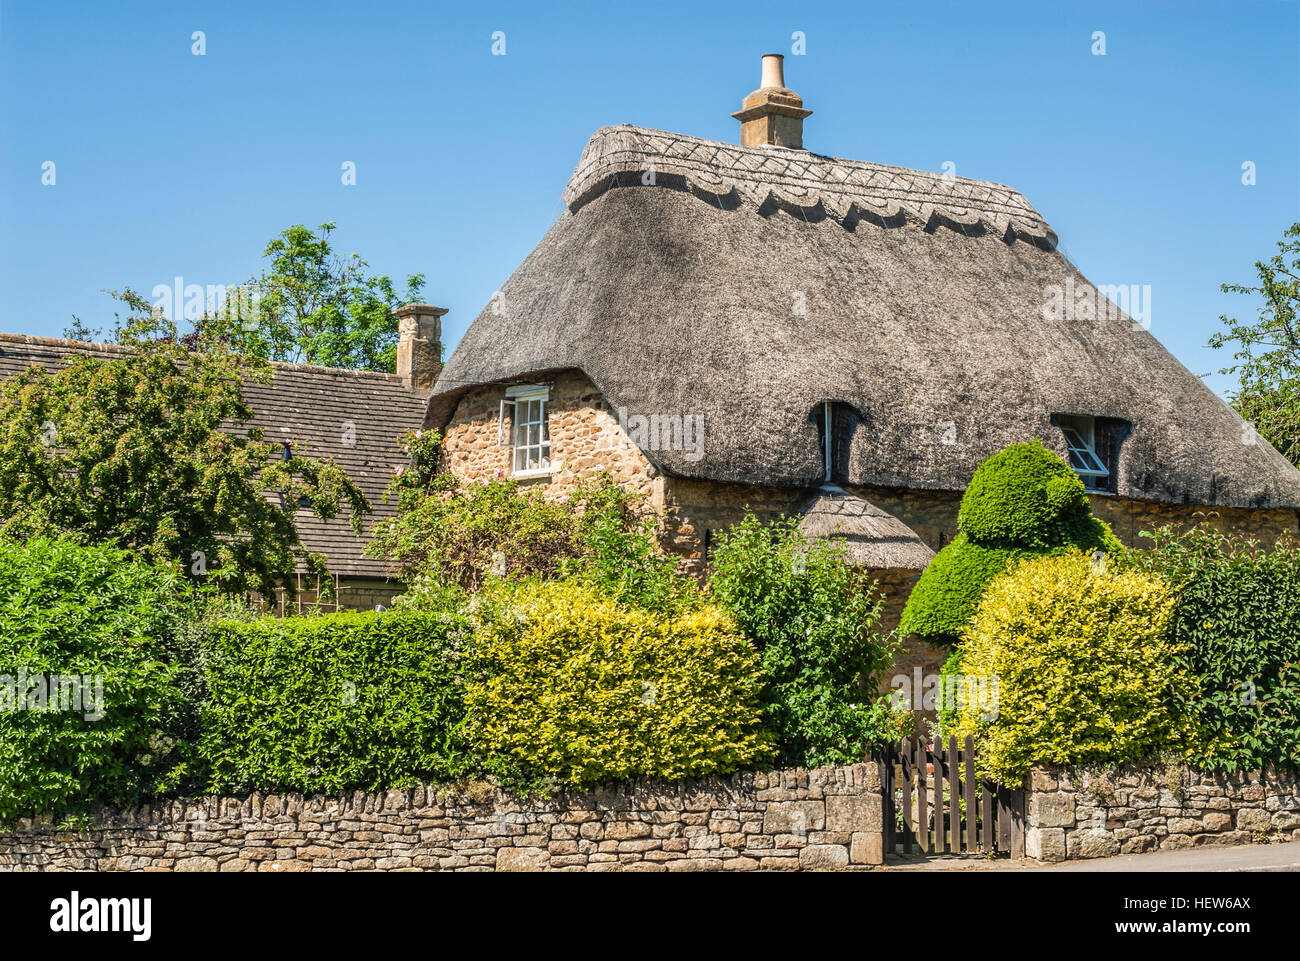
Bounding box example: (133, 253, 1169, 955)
(77, 223, 424, 372)
(0, 290, 368, 600)
(224, 222, 425, 372)
(1209, 222, 1300, 465)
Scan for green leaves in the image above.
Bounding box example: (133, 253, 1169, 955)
(200, 222, 425, 373)
(370, 463, 697, 611)
(707, 515, 906, 768)
(903, 442, 1120, 643)
(0, 298, 368, 602)
(1210, 222, 1300, 465)
(1124, 525, 1300, 772)
(0, 538, 191, 824)
(201, 609, 473, 795)
(464, 581, 771, 790)
(954, 551, 1199, 783)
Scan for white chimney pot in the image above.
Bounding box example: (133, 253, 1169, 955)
(760, 53, 785, 89)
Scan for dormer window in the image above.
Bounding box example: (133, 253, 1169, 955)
(1056, 414, 1116, 492)
(500, 385, 551, 475)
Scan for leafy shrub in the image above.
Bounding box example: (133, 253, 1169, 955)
(1123, 525, 1300, 772)
(201, 608, 472, 794)
(958, 442, 1116, 549)
(898, 534, 1026, 641)
(0, 537, 190, 823)
(953, 551, 1201, 783)
(369, 468, 583, 593)
(465, 581, 772, 789)
(371, 437, 693, 609)
(935, 646, 966, 737)
(708, 515, 909, 767)
(559, 480, 698, 613)
(901, 442, 1121, 643)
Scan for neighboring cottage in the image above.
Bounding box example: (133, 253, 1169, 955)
(427, 55, 1300, 671)
(0, 303, 443, 611)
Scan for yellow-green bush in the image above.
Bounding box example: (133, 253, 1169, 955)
(953, 551, 1202, 783)
(465, 581, 773, 789)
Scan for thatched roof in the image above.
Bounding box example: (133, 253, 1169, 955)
(795, 485, 935, 571)
(0, 334, 424, 578)
(431, 124, 1300, 509)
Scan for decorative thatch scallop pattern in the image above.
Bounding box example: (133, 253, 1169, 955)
(432, 127, 1300, 509)
(563, 125, 1058, 249)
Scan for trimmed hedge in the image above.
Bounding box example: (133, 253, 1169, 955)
(0, 537, 189, 824)
(1124, 526, 1300, 772)
(898, 534, 1025, 642)
(201, 610, 472, 794)
(953, 551, 1200, 782)
(958, 442, 1115, 549)
(465, 581, 773, 789)
(901, 442, 1120, 643)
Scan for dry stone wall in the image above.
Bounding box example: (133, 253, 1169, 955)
(1025, 765, 1300, 862)
(0, 764, 883, 873)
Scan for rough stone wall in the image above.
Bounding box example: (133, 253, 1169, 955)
(1025, 765, 1300, 862)
(848, 486, 1300, 556)
(0, 765, 882, 873)
(437, 370, 1300, 564)
(438, 370, 659, 508)
(659, 476, 802, 574)
(1088, 497, 1298, 548)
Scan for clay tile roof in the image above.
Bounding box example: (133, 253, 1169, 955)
(430, 124, 1300, 509)
(0, 333, 426, 578)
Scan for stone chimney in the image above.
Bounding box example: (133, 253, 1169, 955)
(394, 303, 447, 392)
(731, 53, 812, 149)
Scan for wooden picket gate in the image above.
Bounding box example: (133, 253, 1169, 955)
(874, 736, 1024, 859)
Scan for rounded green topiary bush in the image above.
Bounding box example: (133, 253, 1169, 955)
(900, 441, 1122, 643)
(958, 441, 1117, 550)
(898, 534, 1025, 643)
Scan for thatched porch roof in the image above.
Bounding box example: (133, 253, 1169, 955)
(795, 485, 935, 571)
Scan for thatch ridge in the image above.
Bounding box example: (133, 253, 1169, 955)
(430, 126, 1300, 510)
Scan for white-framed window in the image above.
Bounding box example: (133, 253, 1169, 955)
(499, 384, 551, 474)
(1058, 415, 1108, 487)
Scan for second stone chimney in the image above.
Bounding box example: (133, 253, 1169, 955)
(394, 303, 447, 393)
(731, 53, 812, 150)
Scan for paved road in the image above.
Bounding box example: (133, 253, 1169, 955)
(882, 839, 1300, 872)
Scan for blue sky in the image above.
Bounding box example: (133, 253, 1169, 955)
(2, 0, 1296, 396)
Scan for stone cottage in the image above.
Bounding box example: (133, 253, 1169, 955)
(425, 55, 1300, 671)
(6, 57, 1299, 653)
